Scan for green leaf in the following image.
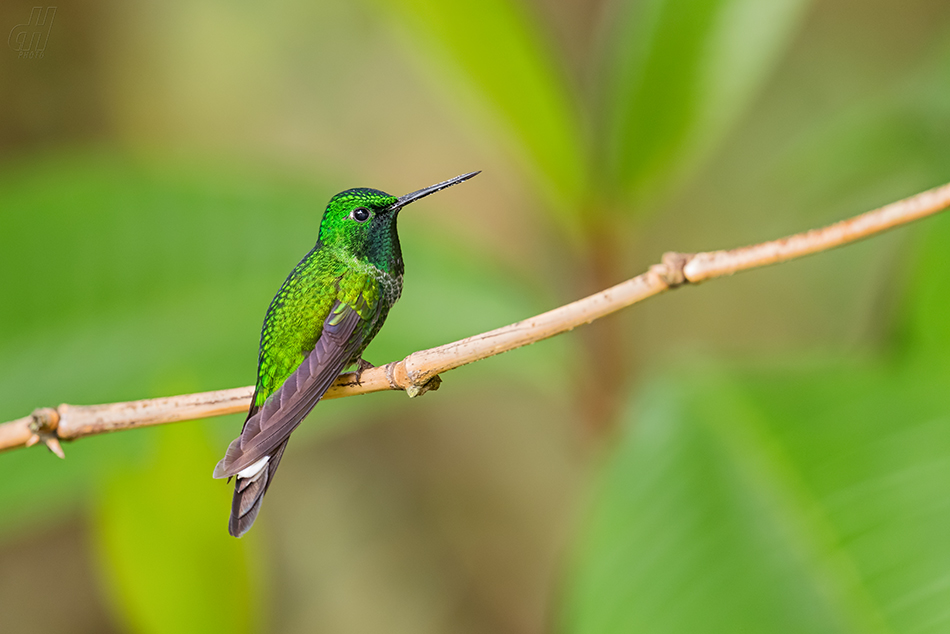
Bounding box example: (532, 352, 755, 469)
(564, 363, 950, 633)
(602, 0, 810, 204)
(375, 0, 586, 212)
(94, 423, 257, 634)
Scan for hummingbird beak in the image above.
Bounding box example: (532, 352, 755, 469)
(387, 171, 480, 213)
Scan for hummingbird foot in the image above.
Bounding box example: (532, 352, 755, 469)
(355, 358, 375, 385)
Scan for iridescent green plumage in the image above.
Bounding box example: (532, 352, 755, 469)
(213, 173, 478, 537)
(254, 188, 400, 409)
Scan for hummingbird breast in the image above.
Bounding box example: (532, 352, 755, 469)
(347, 256, 403, 344)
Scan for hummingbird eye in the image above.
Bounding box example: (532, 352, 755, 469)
(351, 207, 371, 223)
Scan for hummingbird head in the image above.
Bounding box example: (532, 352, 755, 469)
(317, 172, 479, 271)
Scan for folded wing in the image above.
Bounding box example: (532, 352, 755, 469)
(212, 302, 365, 536)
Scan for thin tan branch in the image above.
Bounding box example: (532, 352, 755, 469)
(3, 181, 950, 456)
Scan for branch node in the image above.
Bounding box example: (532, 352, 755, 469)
(28, 408, 65, 458)
(386, 361, 441, 398)
(652, 251, 692, 288)
(384, 362, 402, 391)
(29, 407, 60, 434)
(406, 375, 442, 399)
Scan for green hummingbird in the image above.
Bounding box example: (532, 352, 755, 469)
(213, 171, 479, 537)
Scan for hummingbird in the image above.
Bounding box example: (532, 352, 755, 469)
(213, 171, 479, 537)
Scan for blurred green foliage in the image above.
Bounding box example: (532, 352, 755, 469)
(562, 21, 950, 634)
(378, 0, 588, 212)
(0, 150, 567, 632)
(96, 423, 256, 634)
(601, 0, 809, 205)
(565, 359, 950, 634)
(2, 0, 950, 632)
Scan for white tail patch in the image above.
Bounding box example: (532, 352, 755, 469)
(237, 456, 270, 479)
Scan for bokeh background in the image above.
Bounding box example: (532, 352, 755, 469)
(2, 0, 950, 632)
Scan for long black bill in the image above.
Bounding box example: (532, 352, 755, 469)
(387, 171, 480, 212)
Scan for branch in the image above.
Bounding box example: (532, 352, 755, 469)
(4, 182, 950, 456)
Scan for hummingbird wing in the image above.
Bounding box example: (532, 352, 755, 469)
(212, 300, 368, 536)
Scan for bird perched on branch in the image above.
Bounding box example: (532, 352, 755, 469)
(213, 172, 479, 537)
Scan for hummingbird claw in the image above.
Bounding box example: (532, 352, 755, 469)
(355, 358, 375, 385)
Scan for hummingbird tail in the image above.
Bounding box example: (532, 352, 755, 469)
(228, 440, 288, 537)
